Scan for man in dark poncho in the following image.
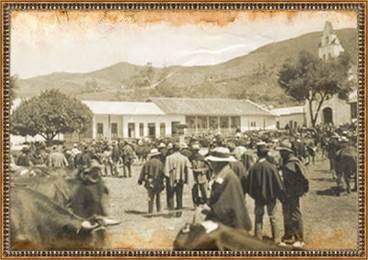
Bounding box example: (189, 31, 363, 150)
(335, 137, 357, 195)
(229, 158, 248, 195)
(277, 139, 309, 249)
(203, 147, 252, 231)
(247, 142, 284, 241)
(138, 148, 164, 213)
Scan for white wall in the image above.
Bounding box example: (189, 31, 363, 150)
(304, 96, 352, 127)
(276, 113, 305, 129)
(240, 116, 276, 131)
(94, 114, 124, 139)
(92, 113, 278, 138)
(122, 115, 185, 138)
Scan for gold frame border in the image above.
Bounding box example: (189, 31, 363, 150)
(0, 1, 366, 258)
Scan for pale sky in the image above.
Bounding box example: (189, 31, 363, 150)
(11, 10, 357, 79)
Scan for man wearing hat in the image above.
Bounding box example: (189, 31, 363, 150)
(80, 159, 104, 182)
(203, 147, 252, 231)
(190, 142, 210, 206)
(110, 141, 121, 177)
(49, 145, 69, 168)
(122, 141, 135, 178)
(335, 137, 357, 195)
(16, 146, 33, 167)
(277, 139, 309, 248)
(138, 148, 165, 214)
(158, 142, 168, 164)
(164, 143, 192, 217)
(180, 142, 192, 159)
(247, 142, 284, 241)
(326, 133, 340, 180)
(229, 152, 248, 195)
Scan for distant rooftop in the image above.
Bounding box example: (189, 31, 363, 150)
(147, 97, 274, 116)
(271, 106, 305, 116)
(82, 100, 164, 115)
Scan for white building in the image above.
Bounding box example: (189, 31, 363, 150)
(73, 98, 276, 141)
(304, 21, 357, 127)
(271, 106, 306, 129)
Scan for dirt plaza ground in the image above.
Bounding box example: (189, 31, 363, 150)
(104, 158, 358, 250)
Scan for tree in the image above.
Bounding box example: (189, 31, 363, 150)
(9, 75, 19, 106)
(278, 51, 353, 128)
(11, 89, 93, 143)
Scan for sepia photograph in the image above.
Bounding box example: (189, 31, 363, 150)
(3, 3, 365, 256)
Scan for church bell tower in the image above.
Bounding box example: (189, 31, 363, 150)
(318, 21, 344, 61)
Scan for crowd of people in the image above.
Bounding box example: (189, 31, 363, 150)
(11, 124, 357, 249)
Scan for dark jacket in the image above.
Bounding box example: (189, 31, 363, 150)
(229, 160, 248, 194)
(111, 146, 121, 163)
(335, 145, 357, 176)
(16, 153, 33, 167)
(206, 165, 252, 231)
(159, 147, 168, 164)
(281, 156, 309, 197)
(241, 151, 256, 172)
(138, 157, 164, 192)
(327, 139, 338, 159)
(247, 158, 284, 203)
(190, 152, 210, 184)
(180, 148, 192, 159)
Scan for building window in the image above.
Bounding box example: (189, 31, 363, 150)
(171, 121, 180, 136)
(230, 116, 240, 129)
(220, 117, 229, 129)
(209, 116, 219, 130)
(197, 116, 207, 130)
(250, 121, 256, 127)
(128, 123, 135, 138)
(139, 123, 144, 137)
(186, 116, 196, 130)
(97, 123, 103, 136)
(111, 123, 118, 137)
(148, 123, 156, 137)
(160, 123, 166, 137)
(276, 121, 280, 129)
(351, 102, 357, 120)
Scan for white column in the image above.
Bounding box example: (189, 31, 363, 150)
(107, 114, 111, 141)
(207, 116, 210, 133)
(217, 117, 221, 133)
(155, 123, 160, 138)
(166, 121, 171, 137)
(228, 116, 231, 133)
(195, 116, 198, 134)
(143, 123, 148, 137)
(92, 115, 96, 139)
(123, 120, 129, 138)
(119, 116, 124, 138)
(135, 122, 140, 138)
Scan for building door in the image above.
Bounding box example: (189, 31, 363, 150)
(322, 107, 333, 125)
(148, 123, 156, 138)
(128, 123, 135, 138)
(171, 121, 180, 136)
(111, 123, 118, 139)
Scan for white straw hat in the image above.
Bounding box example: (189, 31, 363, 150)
(205, 147, 236, 162)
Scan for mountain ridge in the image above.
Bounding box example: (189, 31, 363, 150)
(15, 27, 357, 107)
